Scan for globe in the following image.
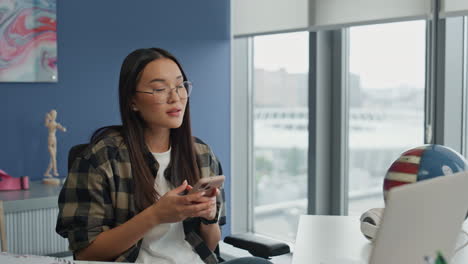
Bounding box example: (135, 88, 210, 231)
(383, 144, 468, 201)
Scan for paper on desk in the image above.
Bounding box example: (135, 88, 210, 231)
(0, 253, 137, 264)
(0, 252, 72, 264)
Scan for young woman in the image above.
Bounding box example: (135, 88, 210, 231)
(56, 48, 272, 264)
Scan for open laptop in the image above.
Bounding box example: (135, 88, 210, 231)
(369, 171, 468, 264)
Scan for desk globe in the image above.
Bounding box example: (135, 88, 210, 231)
(383, 144, 468, 201)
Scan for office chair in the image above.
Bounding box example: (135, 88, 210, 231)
(68, 144, 290, 261)
(0, 200, 7, 252)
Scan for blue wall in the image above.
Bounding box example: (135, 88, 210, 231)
(0, 0, 231, 234)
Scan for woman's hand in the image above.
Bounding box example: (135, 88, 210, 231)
(150, 180, 213, 225)
(187, 186, 219, 221)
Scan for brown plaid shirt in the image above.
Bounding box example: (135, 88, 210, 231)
(56, 132, 226, 263)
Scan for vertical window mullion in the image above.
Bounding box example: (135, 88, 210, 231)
(463, 17, 468, 157)
(247, 37, 255, 233)
(308, 30, 346, 216)
(231, 37, 252, 234)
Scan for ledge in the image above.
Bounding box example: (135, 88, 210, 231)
(0, 181, 63, 213)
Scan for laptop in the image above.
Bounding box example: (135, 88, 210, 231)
(369, 171, 468, 264)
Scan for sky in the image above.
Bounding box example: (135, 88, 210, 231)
(253, 20, 426, 90)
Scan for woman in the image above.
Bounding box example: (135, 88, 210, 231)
(56, 48, 272, 264)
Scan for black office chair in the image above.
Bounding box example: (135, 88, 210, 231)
(68, 144, 290, 261)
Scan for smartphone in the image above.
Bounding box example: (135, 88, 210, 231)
(188, 175, 225, 195)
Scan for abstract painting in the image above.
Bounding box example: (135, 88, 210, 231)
(0, 0, 57, 82)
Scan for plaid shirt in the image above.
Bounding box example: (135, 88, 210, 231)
(56, 132, 226, 263)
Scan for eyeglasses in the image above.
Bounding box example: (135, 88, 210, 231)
(135, 81, 192, 104)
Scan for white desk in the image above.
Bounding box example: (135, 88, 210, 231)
(292, 215, 468, 264)
(0, 252, 134, 263)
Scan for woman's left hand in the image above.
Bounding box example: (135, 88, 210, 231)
(186, 186, 218, 220)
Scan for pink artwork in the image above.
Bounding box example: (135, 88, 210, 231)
(0, 0, 57, 82)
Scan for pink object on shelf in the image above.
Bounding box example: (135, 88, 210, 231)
(0, 169, 29, 191)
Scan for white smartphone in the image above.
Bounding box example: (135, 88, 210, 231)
(188, 175, 225, 195)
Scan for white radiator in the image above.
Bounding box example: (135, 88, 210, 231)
(5, 207, 69, 255)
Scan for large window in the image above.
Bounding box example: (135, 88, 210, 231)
(252, 32, 309, 241)
(347, 21, 426, 216)
(233, 3, 468, 247)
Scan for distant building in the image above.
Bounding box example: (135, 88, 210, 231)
(254, 69, 307, 107)
(252, 68, 425, 241)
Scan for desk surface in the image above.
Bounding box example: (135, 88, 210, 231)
(0, 253, 133, 264)
(292, 215, 468, 264)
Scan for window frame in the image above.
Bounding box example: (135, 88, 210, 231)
(231, 37, 254, 234)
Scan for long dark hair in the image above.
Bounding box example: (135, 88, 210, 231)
(91, 48, 200, 211)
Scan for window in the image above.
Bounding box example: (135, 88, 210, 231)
(347, 21, 426, 216)
(252, 32, 309, 241)
(233, 3, 467, 246)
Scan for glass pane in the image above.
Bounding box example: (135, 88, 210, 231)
(347, 21, 426, 216)
(253, 32, 309, 242)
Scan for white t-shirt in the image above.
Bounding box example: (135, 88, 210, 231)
(136, 148, 204, 264)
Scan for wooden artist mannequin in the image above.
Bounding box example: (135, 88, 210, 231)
(43, 109, 66, 185)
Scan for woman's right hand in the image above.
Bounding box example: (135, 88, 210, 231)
(150, 180, 213, 225)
